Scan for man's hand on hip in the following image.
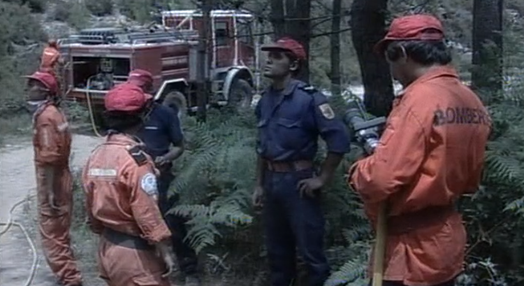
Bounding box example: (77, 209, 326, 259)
(155, 155, 170, 166)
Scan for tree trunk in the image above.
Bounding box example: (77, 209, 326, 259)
(350, 0, 394, 117)
(471, 0, 503, 104)
(330, 0, 342, 96)
(196, 0, 212, 122)
(270, 0, 285, 38)
(270, 0, 311, 82)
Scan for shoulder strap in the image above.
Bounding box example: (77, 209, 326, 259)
(126, 144, 148, 166)
(298, 84, 318, 94)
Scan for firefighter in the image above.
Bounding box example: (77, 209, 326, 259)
(24, 71, 83, 286)
(253, 37, 351, 286)
(348, 15, 491, 286)
(82, 83, 175, 286)
(40, 39, 64, 95)
(125, 69, 201, 285)
(40, 39, 63, 75)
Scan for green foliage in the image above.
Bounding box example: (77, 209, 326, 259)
(457, 97, 524, 285)
(168, 109, 258, 253)
(0, 1, 45, 116)
(117, 0, 155, 24)
(6, 0, 47, 13)
(24, 0, 45, 13)
(84, 0, 113, 16)
(50, 0, 90, 29)
(324, 240, 369, 286)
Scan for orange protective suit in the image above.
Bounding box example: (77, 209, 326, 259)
(40, 45, 63, 95)
(40, 45, 61, 75)
(82, 132, 173, 286)
(349, 66, 491, 286)
(33, 102, 82, 286)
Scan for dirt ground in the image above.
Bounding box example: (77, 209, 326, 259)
(0, 134, 103, 285)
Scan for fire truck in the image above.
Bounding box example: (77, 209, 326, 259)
(57, 9, 262, 122)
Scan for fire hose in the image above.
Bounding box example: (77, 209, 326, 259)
(0, 193, 39, 286)
(85, 76, 104, 138)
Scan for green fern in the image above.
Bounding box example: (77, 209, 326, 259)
(173, 200, 253, 254)
(166, 109, 258, 254)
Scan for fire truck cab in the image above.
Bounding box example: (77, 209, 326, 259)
(58, 9, 261, 121)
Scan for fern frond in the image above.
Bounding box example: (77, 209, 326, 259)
(185, 221, 222, 254)
(325, 257, 368, 286)
(503, 197, 524, 214)
(483, 152, 523, 183)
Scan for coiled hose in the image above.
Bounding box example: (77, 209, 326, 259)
(0, 193, 38, 286)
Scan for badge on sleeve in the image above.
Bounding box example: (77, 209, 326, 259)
(318, 103, 335, 119)
(140, 173, 158, 196)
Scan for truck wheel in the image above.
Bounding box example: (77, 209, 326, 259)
(163, 90, 187, 119)
(228, 78, 253, 111)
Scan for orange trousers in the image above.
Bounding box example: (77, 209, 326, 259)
(97, 234, 173, 286)
(36, 165, 82, 286)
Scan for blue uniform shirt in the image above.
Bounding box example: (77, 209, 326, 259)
(137, 103, 184, 159)
(255, 80, 350, 162)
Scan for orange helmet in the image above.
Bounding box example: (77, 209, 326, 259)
(48, 39, 58, 48)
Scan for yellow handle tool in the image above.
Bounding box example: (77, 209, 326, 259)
(372, 202, 387, 286)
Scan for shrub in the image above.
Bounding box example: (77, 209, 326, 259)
(0, 1, 46, 116)
(24, 0, 46, 13)
(49, 0, 89, 29)
(116, 0, 154, 24)
(84, 0, 113, 16)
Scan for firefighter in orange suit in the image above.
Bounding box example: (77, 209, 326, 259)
(40, 39, 63, 75)
(82, 83, 175, 286)
(25, 71, 83, 286)
(348, 15, 491, 286)
(40, 39, 64, 95)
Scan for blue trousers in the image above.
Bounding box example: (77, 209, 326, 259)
(263, 168, 330, 286)
(157, 169, 198, 275)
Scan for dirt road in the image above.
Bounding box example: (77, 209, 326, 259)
(0, 134, 102, 286)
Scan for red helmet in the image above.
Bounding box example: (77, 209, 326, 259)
(374, 14, 445, 54)
(105, 84, 149, 112)
(24, 71, 58, 95)
(261, 37, 307, 60)
(128, 69, 154, 88)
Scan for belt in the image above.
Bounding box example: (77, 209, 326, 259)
(266, 160, 313, 172)
(102, 228, 154, 251)
(387, 205, 456, 235)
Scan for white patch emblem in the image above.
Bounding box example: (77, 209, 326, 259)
(88, 168, 117, 177)
(319, 103, 335, 119)
(145, 126, 159, 130)
(140, 173, 158, 196)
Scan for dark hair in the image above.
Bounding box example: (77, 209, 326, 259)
(103, 110, 144, 131)
(283, 51, 302, 77)
(385, 40, 452, 66)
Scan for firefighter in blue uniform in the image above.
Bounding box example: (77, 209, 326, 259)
(253, 37, 351, 286)
(126, 69, 201, 286)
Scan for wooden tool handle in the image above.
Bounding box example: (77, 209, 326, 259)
(372, 202, 387, 286)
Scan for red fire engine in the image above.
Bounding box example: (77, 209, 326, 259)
(57, 9, 261, 121)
